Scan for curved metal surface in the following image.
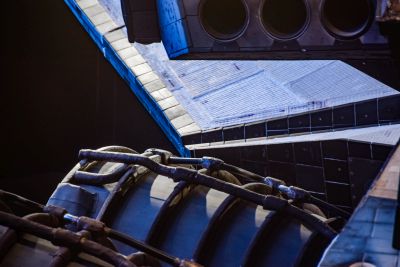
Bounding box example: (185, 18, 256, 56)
(260, 0, 310, 40)
(200, 0, 250, 41)
(0, 146, 342, 266)
(320, 0, 375, 39)
(60, 147, 338, 265)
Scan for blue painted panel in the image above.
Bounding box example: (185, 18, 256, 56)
(157, 0, 184, 26)
(157, 0, 190, 57)
(161, 20, 190, 56)
(169, 47, 190, 58)
(64, 0, 189, 157)
(102, 39, 190, 156)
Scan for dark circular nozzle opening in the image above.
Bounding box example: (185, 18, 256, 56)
(200, 0, 248, 41)
(321, 0, 374, 39)
(261, 0, 309, 40)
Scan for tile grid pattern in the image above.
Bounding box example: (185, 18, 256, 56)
(192, 139, 394, 212)
(320, 197, 400, 267)
(183, 94, 400, 146)
(320, 141, 399, 267)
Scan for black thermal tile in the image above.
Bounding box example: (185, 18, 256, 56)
(355, 99, 378, 126)
(267, 143, 294, 163)
(289, 114, 310, 129)
(378, 94, 400, 123)
(295, 164, 325, 193)
(267, 118, 289, 136)
(322, 140, 348, 160)
(333, 104, 355, 128)
(324, 159, 350, 184)
(241, 145, 268, 162)
(245, 122, 266, 139)
(182, 132, 202, 145)
(294, 142, 323, 166)
(326, 182, 352, 207)
(348, 158, 384, 207)
(311, 109, 333, 130)
(348, 141, 372, 159)
(223, 126, 245, 141)
(372, 144, 394, 161)
(202, 129, 223, 143)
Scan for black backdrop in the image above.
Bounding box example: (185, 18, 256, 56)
(0, 0, 175, 203)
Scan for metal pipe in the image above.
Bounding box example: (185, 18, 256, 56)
(108, 229, 182, 266)
(73, 164, 130, 185)
(95, 154, 159, 222)
(95, 168, 134, 222)
(0, 211, 136, 267)
(309, 196, 350, 218)
(78, 149, 337, 239)
(62, 213, 202, 267)
(168, 157, 203, 166)
(72, 146, 138, 185)
(167, 156, 350, 218)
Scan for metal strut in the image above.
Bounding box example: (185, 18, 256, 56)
(0, 211, 136, 267)
(167, 156, 351, 219)
(0, 191, 203, 267)
(62, 213, 202, 267)
(78, 149, 337, 239)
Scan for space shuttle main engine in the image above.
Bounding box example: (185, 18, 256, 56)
(120, 0, 397, 60)
(0, 146, 348, 267)
(199, 0, 375, 42)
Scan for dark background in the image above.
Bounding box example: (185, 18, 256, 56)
(0, 0, 175, 203)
